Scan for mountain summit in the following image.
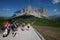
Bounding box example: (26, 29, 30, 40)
(13, 6, 47, 18)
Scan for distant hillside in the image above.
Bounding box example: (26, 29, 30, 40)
(9, 15, 60, 27)
(48, 14, 60, 20)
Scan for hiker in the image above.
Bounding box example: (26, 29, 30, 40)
(3, 28, 8, 37)
(2, 20, 10, 37)
(25, 23, 30, 30)
(27, 23, 30, 28)
(11, 20, 17, 37)
(21, 23, 25, 31)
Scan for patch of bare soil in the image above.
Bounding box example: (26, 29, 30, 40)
(33, 26, 60, 40)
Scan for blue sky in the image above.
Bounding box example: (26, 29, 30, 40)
(0, 0, 60, 17)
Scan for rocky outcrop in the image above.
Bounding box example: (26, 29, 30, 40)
(13, 6, 47, 18)
(39, 8, 47, 17)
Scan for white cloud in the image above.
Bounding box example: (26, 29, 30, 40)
(53, 9, 58, 12)
(55, 11, 60, 15)
(52, 0, 60, 4)
(53, 9, 60, 15)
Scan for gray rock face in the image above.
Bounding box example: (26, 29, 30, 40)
(39, 8, 47, 17)
(13, 6, 47, 18)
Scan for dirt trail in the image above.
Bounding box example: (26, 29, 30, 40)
(0, 26, 43, 40)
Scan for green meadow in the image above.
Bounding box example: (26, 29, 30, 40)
(9, 15, 60, 27)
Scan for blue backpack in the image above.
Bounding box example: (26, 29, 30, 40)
(13, 22, 16, 28)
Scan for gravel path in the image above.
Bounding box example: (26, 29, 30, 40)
(0, 26, 42, 40)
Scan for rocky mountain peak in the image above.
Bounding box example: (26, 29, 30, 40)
(13, 5, 47, 18)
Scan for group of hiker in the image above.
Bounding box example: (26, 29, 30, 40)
(20, 23, 30, 31)
(1, 20, 18, 37)
(1, 20, 30, 37)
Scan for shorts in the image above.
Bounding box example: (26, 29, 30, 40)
(13, 28, 17, 31)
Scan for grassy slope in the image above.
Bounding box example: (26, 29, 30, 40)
(0, 15, 60, 27)
(11, 15, 60, 27)
(0, 19, 4, 27)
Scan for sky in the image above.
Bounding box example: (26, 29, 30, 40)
(0, 0, 60, 17)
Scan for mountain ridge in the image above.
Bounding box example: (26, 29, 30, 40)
(12, 6, 47, 18)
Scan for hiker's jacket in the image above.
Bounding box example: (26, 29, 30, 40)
(4, 22, 9, 28)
